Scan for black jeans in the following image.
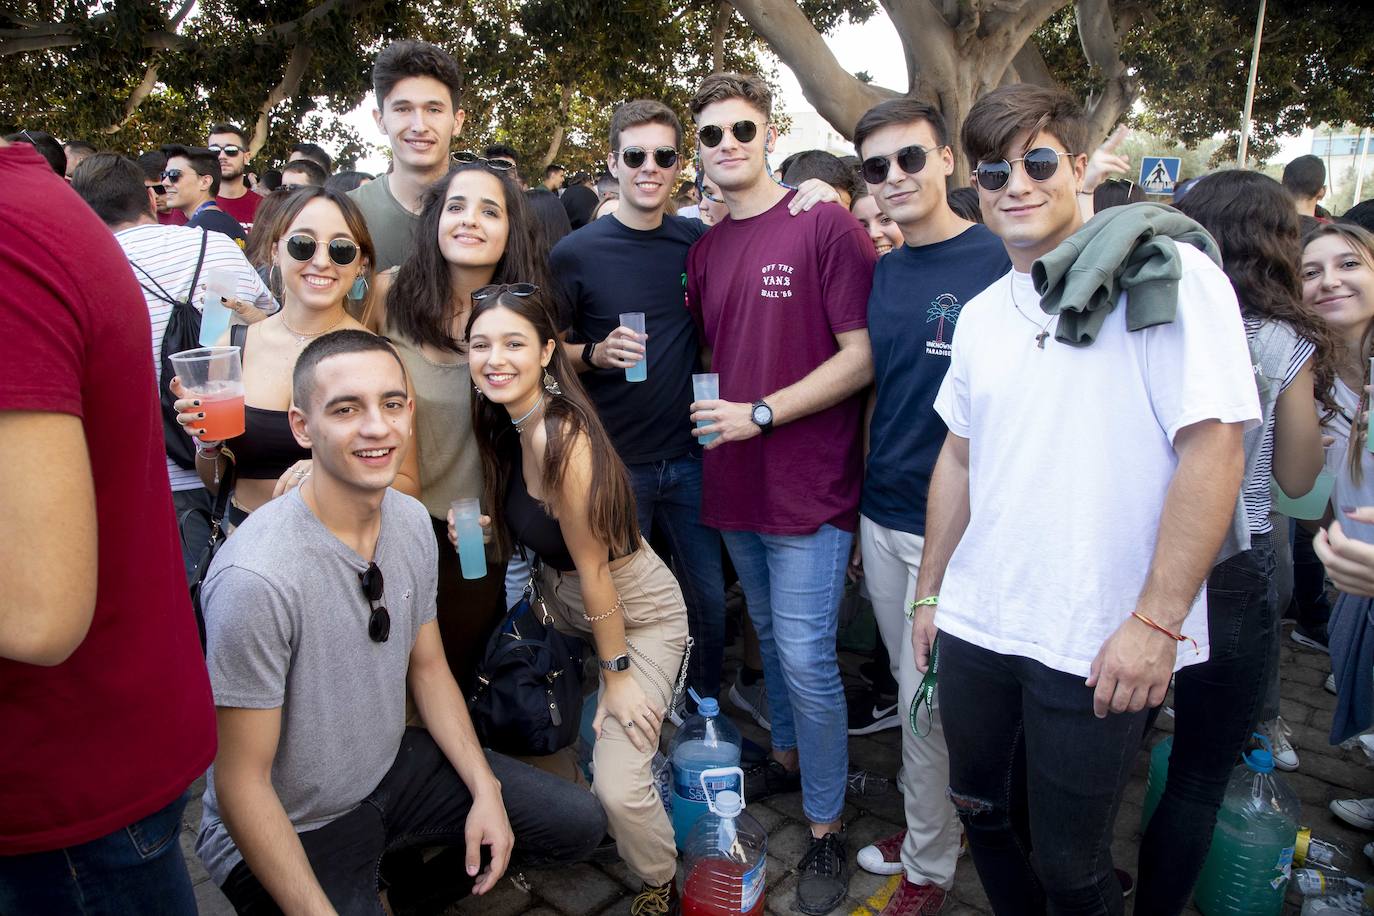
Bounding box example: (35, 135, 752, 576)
(1136, 535, 1275, 915)
(220, 728, 607, 916)
(940, 633, 1147, 916)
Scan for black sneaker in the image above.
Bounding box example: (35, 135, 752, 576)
(742, 757, 801, 802)
(847, 690, 899, 736)
(795, 831, 848, 915)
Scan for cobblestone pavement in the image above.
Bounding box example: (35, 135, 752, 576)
(186, 623, 1372, 916)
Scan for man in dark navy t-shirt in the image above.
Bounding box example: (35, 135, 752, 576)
(163, 144, 247, 247)
(848, 99, 1009, 915)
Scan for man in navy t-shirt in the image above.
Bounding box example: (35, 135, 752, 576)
(849, 99, 1010, 915)
(162, 144, 247, 247)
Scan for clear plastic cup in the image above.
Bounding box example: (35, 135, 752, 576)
(169, 346, 245, 441)
(451, 498, 487, 580)
(200, 269, 237, 346)
(619, 312, 646, 382)
(692, 373, 719, 446)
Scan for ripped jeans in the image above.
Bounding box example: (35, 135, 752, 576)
(939, 634, 1148, 916)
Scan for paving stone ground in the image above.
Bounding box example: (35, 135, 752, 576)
(186, 621, 1373, 916)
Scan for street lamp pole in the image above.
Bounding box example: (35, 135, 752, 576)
(1237, 0, 1267, 168)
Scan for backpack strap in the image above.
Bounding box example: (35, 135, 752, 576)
(133, 229, 210, 308)
(231, 322, 247, 354)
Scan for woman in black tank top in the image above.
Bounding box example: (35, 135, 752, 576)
(463, 286, 689, 907)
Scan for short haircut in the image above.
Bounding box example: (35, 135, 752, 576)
(259, 168, 282, 191)
(65, 139, 97, 156)
(595, 172, 618, 199)
(961, 84, 1088, 168)
(372, 39, 463, 110)
(946, 186, 983, 223)
(1283, 154, 1326, 199)
(72, 153, 150, 226)
(282, 158, 328, 186)
(135, 150, 167, 182)
(853, 98, 950, 158)
(608, 99, 683, 152)
(292, 330, 407, 413)
(1093, 178, 1146, 211)
(161, 144, 221, 196)
(483, 144, 519, 167)
(208, 122, 246, 144)
(781, 150, 855, 198)
(6, 129, 65, 175)
(689, 72, 772, 121)
(544, 163, 565, 177)
(325, 170, 372, 194)
(290, 142, 333, 173)
(1342, 198, 1374, 234)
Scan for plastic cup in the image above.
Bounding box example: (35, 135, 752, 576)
(692, 373, 719, 446)
(451, 498, 487, 580)
(200, 268, 237, 346)
(169, 346, 245, 441)
(619, 312, 647, 383)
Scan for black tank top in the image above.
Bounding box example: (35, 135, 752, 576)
(504, 443, 577, 572)
(224, 324, 312, 480)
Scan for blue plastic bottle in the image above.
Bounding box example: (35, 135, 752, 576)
(669, 695, 741, 850)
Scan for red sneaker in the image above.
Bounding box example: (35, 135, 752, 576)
(856, 830, 904, 876)
(877, 877, 946, 915)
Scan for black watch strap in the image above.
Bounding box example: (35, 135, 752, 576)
(582, 340, 597, 367)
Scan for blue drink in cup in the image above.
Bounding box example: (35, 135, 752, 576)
(620, 312, 647, 383)
(451, 498, 487, 580)
(692, 373, 720, 446)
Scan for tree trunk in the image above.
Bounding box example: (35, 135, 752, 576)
(712, 1, 732, 72)
(538, 84, 575, 171)
(248, 42, 312, 161)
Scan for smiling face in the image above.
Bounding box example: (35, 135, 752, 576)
(275, 198, 367, 312)
(437, 169, 509, 271)
(694, 97, 773, 195)
(850, 194, 903, 256)
(1303, 233, 1374, 344)
(374, 75, 465, 177)
(976, 128, 1085, 271)
(610, 121, 681, 218)
(859, 119, 951, 235)
(164, 155, 211, 209)
(698, 178, 724, 226)
(468, 304, 557, 417)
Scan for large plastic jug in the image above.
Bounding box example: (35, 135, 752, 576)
(669, 694, 741, 850)
(1141, 734, 1172, 832)
(682, 767, 767, 916)
(1193, 736, 1301, 916)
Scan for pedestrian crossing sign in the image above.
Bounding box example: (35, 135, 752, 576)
(1139, 156, 1181, 195)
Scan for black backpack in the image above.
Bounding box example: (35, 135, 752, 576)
(130, 230, 209, 470)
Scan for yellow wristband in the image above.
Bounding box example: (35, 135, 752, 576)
(906, 595, 938, 620)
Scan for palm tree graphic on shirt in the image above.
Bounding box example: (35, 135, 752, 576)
(927, 293, 961, 344)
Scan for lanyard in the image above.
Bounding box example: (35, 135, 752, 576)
(908, 635, 939, 738)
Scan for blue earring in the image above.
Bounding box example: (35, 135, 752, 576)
(348, 275, 369, 301)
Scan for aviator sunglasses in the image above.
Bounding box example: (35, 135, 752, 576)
(861, 145, 944, 184)
(359, 562, 391, 643)
(285, 234, 360, 266)
(973, 147, 1072, 192)
(621, 146, 679, 169)
(696, 120, 758, 148)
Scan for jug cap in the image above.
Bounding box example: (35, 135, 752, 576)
(1243, 732, 1275, 773)
(712, 790, 743, 818)
(697, 696, 720, 717)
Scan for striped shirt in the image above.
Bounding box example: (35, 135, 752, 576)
(1244, 316, 1315, 534)
(115, 223, 277, 491)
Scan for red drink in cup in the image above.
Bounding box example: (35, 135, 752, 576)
(198, 390, 246, 440)
(169, 346, 246, 441)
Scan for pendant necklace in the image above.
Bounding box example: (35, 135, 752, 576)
(511, 394, 545, 434)
(1009, 278, 1054, 349)
(282, 312, 346, 346)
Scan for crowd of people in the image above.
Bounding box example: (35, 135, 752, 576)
(3, 35, 1374, 916)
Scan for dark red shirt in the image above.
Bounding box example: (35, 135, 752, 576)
(217, 189, 261, 231)
(0, 144, 216, 854)
(686, 192, 875, 534)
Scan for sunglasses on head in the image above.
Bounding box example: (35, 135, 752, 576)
(285, 234, 359, 266)
(861, 145, 943, 185)
(697, 120, 758, 148)
(472, 282, 538, 302)
(359, 562, 390, 643)
(452, 151, 514, 172)
(621, 146, 679, 169)
(208, 144, 244, 156)
(973, 147, 1072, 192)
(160, 169, 184, 182)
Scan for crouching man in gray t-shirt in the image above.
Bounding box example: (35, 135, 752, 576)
(197, 330, 606, 915)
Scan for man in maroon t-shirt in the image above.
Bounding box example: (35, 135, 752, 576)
(210, 121, 261, 231)
(685, 72, 875, 916)
(0, 140, 217, 912)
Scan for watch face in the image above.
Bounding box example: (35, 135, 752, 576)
(752, 404, 772, 425)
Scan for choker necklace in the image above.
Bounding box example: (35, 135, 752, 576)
(281, 312, 346, 345)
(1009, 277, 1055, 349)
(511, 394, 545, 434)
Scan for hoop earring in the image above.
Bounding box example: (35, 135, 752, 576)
(348, 274, 370, 302)
(268, 263, 283, 298)
(543, 369, 562, 396)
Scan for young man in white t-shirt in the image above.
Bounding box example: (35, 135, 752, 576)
(909, 85, 1259, 914)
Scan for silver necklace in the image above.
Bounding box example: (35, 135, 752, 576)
(511, 394, 544, 434)
(1009, 278, 1054, 349)
(281, 312, 346, 345)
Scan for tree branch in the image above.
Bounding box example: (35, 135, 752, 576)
(102, 61, 162, 134)
(538, 84, 574, 171)
(1076, 0, 1140, 145)
(248, 42, 313, 160)
(1006, 39, 1056, 88)
(259, 0, 376, 43)
(712, 1, 732, 73)
(168, 0, 197, 30)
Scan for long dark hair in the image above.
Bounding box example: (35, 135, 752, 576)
(465, 288, 639, 560)
(388, 162, 549, 353)
(1176, 169, 1339, 420)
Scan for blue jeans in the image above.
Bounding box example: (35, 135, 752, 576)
(720, 524, 851, 824)
(0, 791, 196, 915)
(627, 454, 726, 702)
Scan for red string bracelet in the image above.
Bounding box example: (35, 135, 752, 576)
(1131, 612, 1199, 653)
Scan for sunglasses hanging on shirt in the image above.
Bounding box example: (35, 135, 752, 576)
(359, 562, 391, 643)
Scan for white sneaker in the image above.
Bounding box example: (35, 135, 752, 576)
(1264, 717, 1299, 771)
(1301, 891, 1367, 915)
(1364, 840, 1373, 866)
(1359, 733, 1374, 763)
(1329, 797, 1374, 830)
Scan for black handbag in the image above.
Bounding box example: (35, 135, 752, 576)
(181, 455, 236, 654)
(467, 576, 585, 756)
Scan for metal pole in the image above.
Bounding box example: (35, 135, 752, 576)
(1355, 126, 1370, 205)
(1237, 0, 1267, 168)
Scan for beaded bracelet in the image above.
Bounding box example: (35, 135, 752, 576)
(1131, 612, 1199, 653)
(584, 595, 624, 623)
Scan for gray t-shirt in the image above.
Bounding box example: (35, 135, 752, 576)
(195, 487, 437, 884)
(349, 175, 419, 271)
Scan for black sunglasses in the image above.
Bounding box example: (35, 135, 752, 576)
(472, 282, 538, 302)
(973, 147, 1072, 192)
(160, 169, 184, 182)
(285, 234, 360, 266)
(452, 151, 514, 171)
(360, 562, 391, 643)
(208, 144, 244, 156)
(697, 120, 758, 148)
(861, 145, 943, 185)
(621, 146, 679, 169)
(150, 183, 166, 196)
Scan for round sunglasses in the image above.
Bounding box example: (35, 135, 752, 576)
(861, 145, 944, 184)
(359, 562, 390, 643)
(621, 146, 679, 169)
(453, 151, 514, 171)
(472, 282, 538, 302)
(697, 120, 758, 148)
(285, 234, 359, 266)
(973, 147, 1072, 192)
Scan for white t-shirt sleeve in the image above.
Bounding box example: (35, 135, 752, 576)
(1143, 247, 1262, 443)
(206, 232, 277, 313)
(933, 294, 976, 438)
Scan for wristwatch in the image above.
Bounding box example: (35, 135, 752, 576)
(599, 653, 631, 672)
(581, 340, 598, 367)
(750, 399, 775, 435)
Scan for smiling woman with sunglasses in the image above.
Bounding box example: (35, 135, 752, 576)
(171, 186, 375, 525)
